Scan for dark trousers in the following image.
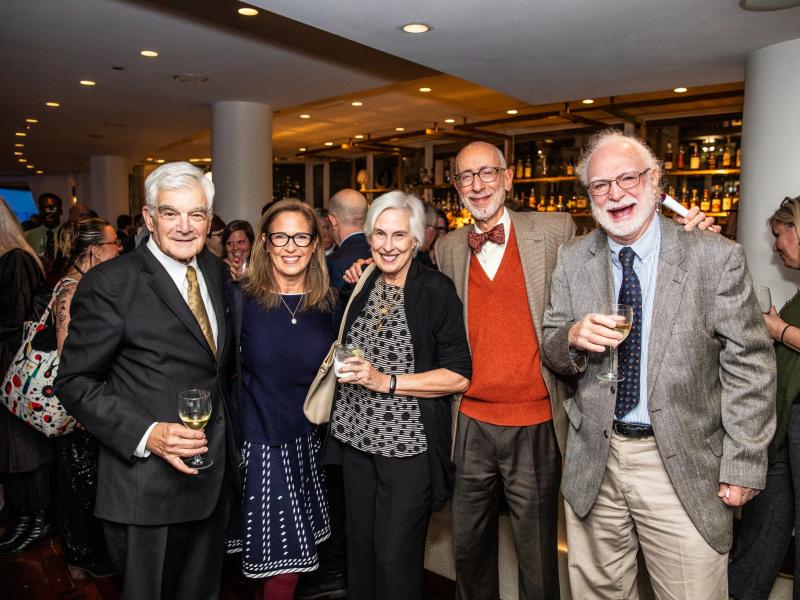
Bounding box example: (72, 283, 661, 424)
(730, 403, 800, 600)
(452, 414, 560, 600)
(341, 443, 431, 600)
(103, 483, 230, 600)
(4, 462, 50, 514)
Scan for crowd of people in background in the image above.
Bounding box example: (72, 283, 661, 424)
(0, 131, 796, 600)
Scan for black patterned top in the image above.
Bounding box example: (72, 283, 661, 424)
(331, 279, 427, 457)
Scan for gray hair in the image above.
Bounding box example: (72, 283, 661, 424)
(145, 161, 214, 211)
(575, 129, 660, 187)
(364, 191, 426, 255)
(423, 202, 437, 226)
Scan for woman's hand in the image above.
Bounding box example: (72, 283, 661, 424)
(343, 258, 375, 285)
(337, 356, 389, 393)
(764, 306, 786, 340)
(225, 256, 244, 281)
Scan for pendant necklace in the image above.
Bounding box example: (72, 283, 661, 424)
(376, 277, 401, 332)
(279, 293, 303, 325)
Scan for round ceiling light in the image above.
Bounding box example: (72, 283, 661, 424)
(298, 147, 307, 152)
(402, 23, 430, 34)
(80, 80, 96, 86)
(673, 87, 688, 93)
(354, 134, 365, 139)
(45, 101, 60, 107)
(25, 118, 38, 123)
(36, 170, 43, 174)
(444, 118, 455, 124)
(324, 142, 334, 146)
(15, 132, 27, 137)
(395, 127, 405, 132)
(238, 7, 259, 16)
(582, 99, 595, 104)
(140, 50, 159, 58)
(351, 101, 363, 107)
(740, 0, 800, 10)
(419, 87, 432, 93)
(300, 114, 311, 119)
(506, 109, 518, 115)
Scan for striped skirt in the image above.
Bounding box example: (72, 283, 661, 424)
(226, 430, 330, 578)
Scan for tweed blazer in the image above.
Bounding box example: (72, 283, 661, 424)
(435, 208, 575, 455)
(540, 215, 776, 553)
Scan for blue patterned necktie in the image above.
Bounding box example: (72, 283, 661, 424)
(615, 247, 643, 419)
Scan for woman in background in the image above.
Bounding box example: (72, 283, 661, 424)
(222, 219, 254, 280)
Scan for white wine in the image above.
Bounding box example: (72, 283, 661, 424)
(614, 322, 632, 341)
(180, 413, 211, 430)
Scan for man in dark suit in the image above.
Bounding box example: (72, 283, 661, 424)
(325, 188, 370, 289)
(55, 162, 233, 600)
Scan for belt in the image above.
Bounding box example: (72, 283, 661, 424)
(612, 421, 654, 439)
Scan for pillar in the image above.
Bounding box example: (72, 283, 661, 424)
(211, 101, 272, 227)
(89, 155, 129, 222)
(738, 38, 800, 306)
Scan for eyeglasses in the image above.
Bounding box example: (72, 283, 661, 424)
(208, 230, 223, 238)
(267, 232, 316, 247)
(454, 166, 506, 187)
(99, 239, 122, 248)
(426, 224, 448, 234)
(587, 169, 650, 196)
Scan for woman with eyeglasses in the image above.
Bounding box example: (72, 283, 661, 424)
(51, 218, 120, 577)
(226, 199, 339, 600)
(729, 195, 800, 600)
(327, 191, 471, 600)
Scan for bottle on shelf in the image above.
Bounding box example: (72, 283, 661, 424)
(736, 146, 742, 168)
(528, 189, 536, 208)
(663, 142, 674, 171)
(556, 195, 565, 212)
(722, 187, 733, 212)
(515, 158, 524, 179)
(690, 144, 701, 170)
(691, 188, 699, 208)
(707, 149, 717, 170)
(567, 194, 577, 212)
(576, 194, 588, 211)
(711, 185, 722, 212)
(524, 156, 533, 179)
(700, 189, 711, 212)
(680, 187, 690, 209)
(566, 158, 575, 176)
(722, 139, 732, 168)
(444, 162, 451, 184)
(677, 145, 686, 170)
(537, 194, 547, 212)
(546, 194, 557, 212)
(539, 152, 549, 177)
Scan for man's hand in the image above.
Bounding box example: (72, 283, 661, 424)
(674, 205, 721, 234)
(145, 422, 207, 475)
(718, 483, 759, 507)
(568, 313, 624, 352)
(342, 257, 374, 285)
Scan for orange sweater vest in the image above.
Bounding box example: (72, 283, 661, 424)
(459, 225, 552, 426)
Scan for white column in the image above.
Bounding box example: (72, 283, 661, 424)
(75, 172, 91, 206)
(739, 38, 800, 306)
(211, 101, 272, 227)
(89, 155, 129, 222)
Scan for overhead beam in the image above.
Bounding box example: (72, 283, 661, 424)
(559, 111, 609, 130)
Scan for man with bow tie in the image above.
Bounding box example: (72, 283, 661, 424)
(435, 141, 575, 599)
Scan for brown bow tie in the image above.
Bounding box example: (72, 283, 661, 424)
(468, 223, 505, 253)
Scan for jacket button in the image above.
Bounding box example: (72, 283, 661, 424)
(215, 416, 223, 425)
(610, 387, 615, 394)
(603, 430, 609, 438)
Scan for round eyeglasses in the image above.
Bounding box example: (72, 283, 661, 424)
(587, 169, 650, 196)
(454, 166, 506, 187)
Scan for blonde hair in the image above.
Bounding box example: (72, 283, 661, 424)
(770, 195, 800, 232)
(0, 196, 44, 273)
(243, 199, 335, 312)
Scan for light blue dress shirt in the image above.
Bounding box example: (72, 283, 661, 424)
(607, 216, 661, 426)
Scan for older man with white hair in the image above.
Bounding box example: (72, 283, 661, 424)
(541, 130, 775, 598)
(56, 161, 235, 600)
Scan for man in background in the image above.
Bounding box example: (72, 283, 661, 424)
(326, 188, 370, 289)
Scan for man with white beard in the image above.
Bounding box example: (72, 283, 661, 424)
(540, 130, 775, 598)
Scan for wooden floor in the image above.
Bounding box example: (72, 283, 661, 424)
(0, 533, 454, 600)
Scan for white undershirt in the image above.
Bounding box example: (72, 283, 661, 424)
(472, 207, 511, 281)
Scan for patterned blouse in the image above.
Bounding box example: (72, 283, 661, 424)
(331, 279, 427, 457)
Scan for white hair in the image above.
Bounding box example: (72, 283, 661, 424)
(145, 161, 214, 211)
(575, 129, 660, 188)
(363, 191, 426, 254)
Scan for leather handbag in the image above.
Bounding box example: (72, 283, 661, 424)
(304, 264, 376, 424)
(1, 278, 78, 437)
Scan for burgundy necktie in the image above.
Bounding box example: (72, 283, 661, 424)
(467, 223, 505, 254)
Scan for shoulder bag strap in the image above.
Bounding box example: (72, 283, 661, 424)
(336, 263, 376, 343)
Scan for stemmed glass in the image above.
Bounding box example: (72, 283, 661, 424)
(596, 304, 634, 383)
(178, 389, 213, 470)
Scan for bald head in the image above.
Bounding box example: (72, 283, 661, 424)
(328, 188, 368, 244)
(69, 202, 92, 223)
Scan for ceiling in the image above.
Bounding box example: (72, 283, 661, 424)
(1, 0, 798, 178)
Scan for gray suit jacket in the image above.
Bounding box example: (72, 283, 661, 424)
(540, 215, 776, 552)
(436, 208, 575, 455)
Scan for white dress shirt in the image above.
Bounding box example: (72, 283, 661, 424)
(472, 206, 512, 281)
(135, 238, 219, 457)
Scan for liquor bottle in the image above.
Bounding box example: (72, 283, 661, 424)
(576, 195, 588, 211)
(566, 159, 575, 177)
(689, 145, 700, 170)
(721, 140, 732, 168)
(567, 194, 577, 212)
(691, 188, 699, 208)
(524, 156, 532, 179)
(556, 195, 565, 212)
(540, 153, 549, 177)
(700, 189, 711, 212)
(680, 188, 690, 209)
(663, 142, 674, 171)
(722, 188, 732, 212)
(711, 185, 722, 212)
(677, 145, 686, 170)
(528, 190, 536, 208)
(707, 151, 717, 170)
(444, 162, 451, 184)
(537, 195, 547, 212)
(546, 194, 557, 212)
(736, 146, 742, 168)
(515, 158, 524, 179)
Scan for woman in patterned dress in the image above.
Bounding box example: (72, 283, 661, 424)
(227, 199, 338, 600)
(327, 191, 472, 600)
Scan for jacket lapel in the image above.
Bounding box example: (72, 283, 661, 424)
(645, 217, 687, 400)
(584, 230, 615, 311)
(510, 211, 546, 338)
(446, 228, 472, 338)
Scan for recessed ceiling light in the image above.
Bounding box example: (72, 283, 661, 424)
(140, 50, 159, 58)
(419, 87, 432, 93)
(156, 159, 165, 164)
(145, 157, 154, 161)
(36, 170, 43, 174)
(444, 118, 455, 124)
(13, 152, 22, 156)
(15, 132, 27, 137)
(25, 118, 38, 123)
(402, 23, 430, 34)
(354, 134, 365, 139)
(238, 7, 259, 16)
(545, 139, 554, 143)
(80, 80, 96, 86)
(26, 165, 34, 169)
(351, 101, 363, 107)
(582, 99, 595, 104)
(740, 0, 800, 10)
(506, 109, 518, 115)
(395, 127, 405, 132)
(298, 147, 307, 151)
(14, 143, 24, 147)
(324, 142, 334, 146)
(45, 101, 60, 107)
(300, 114, 311, 119)
(673, 87, 688, 93)
(18, 158, 27, 163)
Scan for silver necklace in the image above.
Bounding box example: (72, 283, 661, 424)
(278, 294, 303, 325)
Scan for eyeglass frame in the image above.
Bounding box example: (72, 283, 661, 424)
(586, 168, 651, 196)
(453, 166, 509, 187)
(98, 239, 123, 248)
(265, 231, 317, 247)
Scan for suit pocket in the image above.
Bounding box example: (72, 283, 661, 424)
(706, 428, 724, 457)
(563, 396, 583, 430)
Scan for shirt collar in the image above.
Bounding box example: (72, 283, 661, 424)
(607, 214, 661, 266)
(146, 236, 199, 280)
(473, 205, 510, 235)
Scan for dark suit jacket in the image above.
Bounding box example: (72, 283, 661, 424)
(55, 244, 234, 526)
(326, 232, 371, 290)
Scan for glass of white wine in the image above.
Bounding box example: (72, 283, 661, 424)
(596, 303, 634, 383)
(178, 388, 213, 470)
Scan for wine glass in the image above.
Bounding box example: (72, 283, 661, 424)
(178, 389, 213, 470)
(755, 286, 772, 314)
(596, 304, 634, 383)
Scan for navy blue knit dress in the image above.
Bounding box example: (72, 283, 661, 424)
(226, 292, 339, 578)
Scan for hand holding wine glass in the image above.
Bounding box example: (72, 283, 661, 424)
(597, 304, 633, 382)
(178, 389, 213, 470)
